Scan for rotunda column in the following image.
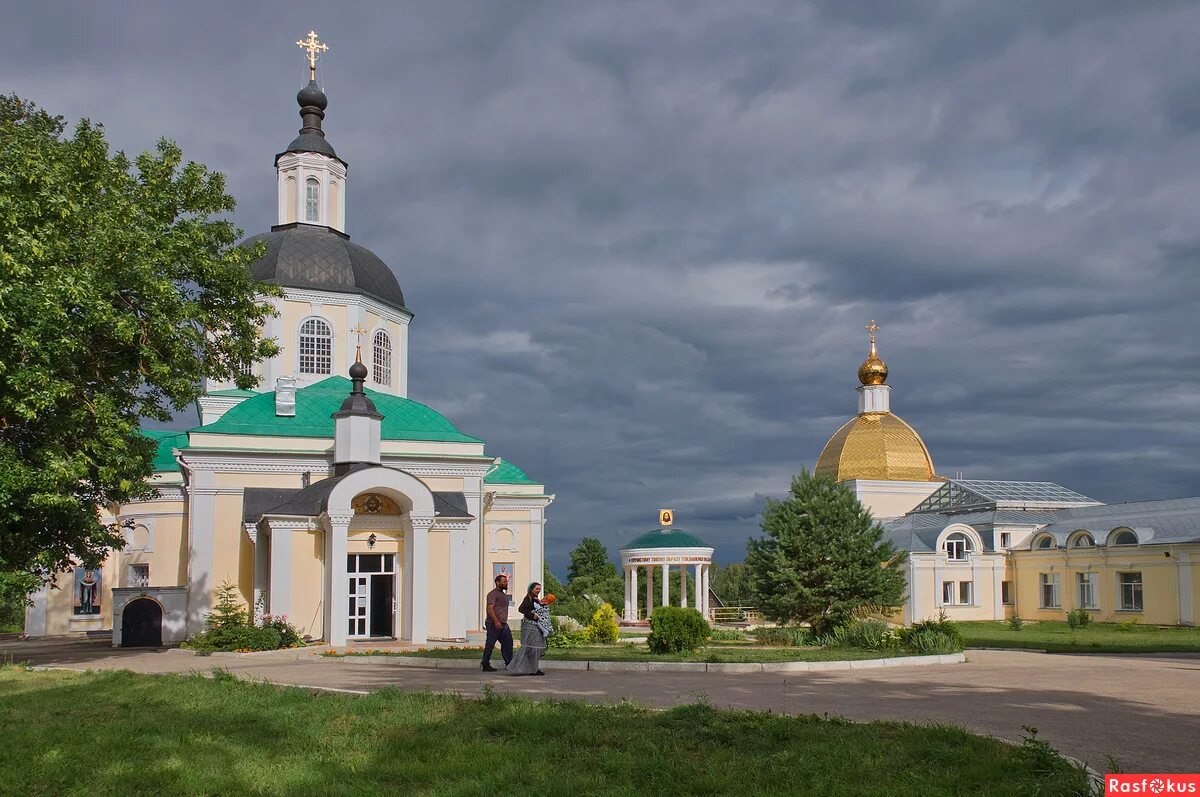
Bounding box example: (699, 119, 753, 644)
(645, 566, 653, 620)
(629, 566, 638, 622)
(693, 563, 702, 614)
(679, 565, 687, 609)
(660, 564, 669, 610)
(623, 566, 631, 622)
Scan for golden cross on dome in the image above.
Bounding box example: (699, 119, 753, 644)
(865, 320, 880, 354)
(350, 323, 367, 361)
(296, 30, 329, 81)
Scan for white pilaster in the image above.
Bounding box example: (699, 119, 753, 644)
(679, 566, 687, 609)
(992, 560, 1005, 619)
(645, 566, 652, 620)
(623, 567, 631, 621)
(454, 484, 483, 636)
(406, 515, 433, 644)
(856, 383, 891, 414)
(324, 514, 352, 646)
(186, 474, 217, 635)
(661, 564, 669, 609)
(251, 525, 268, 620)
(693, 564, 702, 612)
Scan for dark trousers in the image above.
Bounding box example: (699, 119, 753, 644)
(481, 622, 513, 667)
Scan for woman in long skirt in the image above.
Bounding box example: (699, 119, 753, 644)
(507, 582, 553, 676)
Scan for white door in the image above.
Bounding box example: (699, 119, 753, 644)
(348, 575, 369, 638)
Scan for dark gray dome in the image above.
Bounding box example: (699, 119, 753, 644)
(241, 224, 407, 310)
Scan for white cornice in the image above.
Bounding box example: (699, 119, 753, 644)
(282, 287, 412, 324)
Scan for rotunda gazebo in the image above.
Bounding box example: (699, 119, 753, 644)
(619, 523, 714, 623)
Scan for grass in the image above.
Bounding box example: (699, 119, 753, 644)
(960, 621, 1200, 654)
(0, 666, 1094, 796)
(330, 643, 902, 663)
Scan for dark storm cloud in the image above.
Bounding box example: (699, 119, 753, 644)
(5, 1, 1199, 571)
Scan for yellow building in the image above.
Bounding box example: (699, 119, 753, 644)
(815, 327, 1200, 626)
(24, 45, 551, 647)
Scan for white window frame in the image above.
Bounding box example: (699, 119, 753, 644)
(958, 580, 973, 606)
(1076, 572, 1096, 609)
(945, 533, 971, 562)
(999, 532, 1011, 549)
(941, 580, 955, 605)
(305, 177, 320, 223)
(1039, 573, 1060, 609)
(1110, 529, 1138, 547)
(298, 317, 333, 375)
(1118, 572, 1143, 612)
(1070, 532, 1095, 548)
(372, 329, 392, 386)
(1035, 535, 1055, 550)
(1001, 580, 1013, 605)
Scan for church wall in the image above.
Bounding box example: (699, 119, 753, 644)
(38, 556, 120, 636)
(213, 472, 307, 489)
(908, 555, 1004, 622)
(427, 531, 451, 639)
(188, 434, 334, 453)
(211, 494, 252, 606)
(290, 530, 326, 638)
(421, 477, 467, 492)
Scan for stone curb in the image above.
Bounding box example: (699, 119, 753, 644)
(331, 652, 966, 672)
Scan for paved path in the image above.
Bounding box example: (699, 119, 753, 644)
(4, 638, 1199, 773)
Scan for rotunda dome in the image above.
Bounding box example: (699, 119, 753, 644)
(240, 223, 406, 310)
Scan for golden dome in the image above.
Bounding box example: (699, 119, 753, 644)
(814, 411, 935, 482)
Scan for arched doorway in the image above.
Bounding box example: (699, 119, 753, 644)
(121, 598, 162, 647)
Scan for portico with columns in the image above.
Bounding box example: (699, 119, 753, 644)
(619, 527, 714, 622)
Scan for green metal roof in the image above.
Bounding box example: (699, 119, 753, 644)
(142, 429, 189, 473)
(194, 376, 482, 443)
(622, 528, 712, 551)
(206, 388, 260, 398)
(485, 459, 537, 485)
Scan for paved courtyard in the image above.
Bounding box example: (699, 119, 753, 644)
(3, 637, 1198, 773)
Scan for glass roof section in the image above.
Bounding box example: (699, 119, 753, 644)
(913, 480, 1097, 513)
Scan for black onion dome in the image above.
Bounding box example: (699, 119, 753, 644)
(241, 224, 407, 311)
(278, 80, 344, 165)
(297, 80, 328, 110)
(348, 359, 368, 381)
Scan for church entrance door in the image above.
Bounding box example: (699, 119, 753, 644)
(347, 553, 397, 639)
(121, 598, 162, 647)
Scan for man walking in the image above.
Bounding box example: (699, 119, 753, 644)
(481, 573, 513, 671)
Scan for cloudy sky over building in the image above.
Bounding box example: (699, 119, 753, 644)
(6, 1, 1199, 571)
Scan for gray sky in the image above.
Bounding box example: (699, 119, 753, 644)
(6, 1, 1199, 573)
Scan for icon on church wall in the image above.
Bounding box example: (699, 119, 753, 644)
(74, 568, 101, 615)
(493, 562, 515, 604)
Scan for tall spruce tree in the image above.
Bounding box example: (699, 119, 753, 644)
(746, 470, 906, 635)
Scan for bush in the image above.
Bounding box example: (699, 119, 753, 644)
(1007, 614, 1024, 631)
(709, 629, 747, 642)
(904, 617, 964, 646)
(647, 607, 711, 654)
(1066, 609, 1091, 630)
(753, 626, 813, 647)
(584, 603, 620, 644)
(184, 582, 305, 654)
(903, 629, 963, 655)
(819, 619, 900, 652)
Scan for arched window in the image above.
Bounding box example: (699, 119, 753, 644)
(1111, 529, 1138, 547)
(298, 318, 332, 374)
(944, 532, 973, 561)
(305, 177, 320, 222)
(372, 330, 392, 386)
(1035, 535, 1055, 550)
(1070, 532, 1095, 548)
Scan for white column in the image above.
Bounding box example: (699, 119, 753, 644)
(185, 475, 217, 636)
(645, 566, 653, 620)
(269, 523, 292, 619)
(629, 566, 638, 621)
(701, 564, 710, 618)
(324, 514, 351, 646)
(694, 564, 703, 612)
(453, 485, 483, 636)
(661, 564, 669, 608)
(406, 516, 433, 644)
(623, 566, 631, 621)
(679, 566, 687, 609)
(992, 559, 1005, 619)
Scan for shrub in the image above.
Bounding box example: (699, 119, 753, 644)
(819, 619, 900, 652)
(753, 626, 812, 647)
(1117, 617, 1141, 632)
(647, 607, 710, 654)
(904, 617, 964, 646)
(709, 629, 747, 642)
(904, 629, 963, 655)
(184, 582, 305, 654)
(584, 603, 620, 644)
(1066, 609, 1091, 630)
(1007, 614, 1024, 631)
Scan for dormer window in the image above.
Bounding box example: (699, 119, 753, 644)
(1071, 532, 1095, 548)
(1035, 535, 1055, 549)
(305, 177, 320, 222)
(945, 532, 972, 561)
(1111, 530, 1138, 547)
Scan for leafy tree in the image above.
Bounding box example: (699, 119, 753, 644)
(709, 561, 756, 606)
(543, 565, 564, 597)
(746, 470, 907, 636)
(566, 537, 619, 582)
(0, 95, 278, 579)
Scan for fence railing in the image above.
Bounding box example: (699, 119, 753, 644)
(710, 606, 762, 625)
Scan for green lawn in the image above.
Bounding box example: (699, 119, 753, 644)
(0, 667, 1093, 796)
(331, 643, 900, 663)
(960, 621, 1200, 654)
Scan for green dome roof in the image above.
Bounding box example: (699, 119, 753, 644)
(622, 528, 711, 551)
(142, 429, 189, 473)
(195, 377, 481, 443)
(485, 459, 537, 485)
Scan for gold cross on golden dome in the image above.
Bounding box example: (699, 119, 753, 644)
(865, 320, 880, 353)
(296, 30, 329, 81)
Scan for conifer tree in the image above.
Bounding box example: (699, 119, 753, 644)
(746, 470, 907, 636)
